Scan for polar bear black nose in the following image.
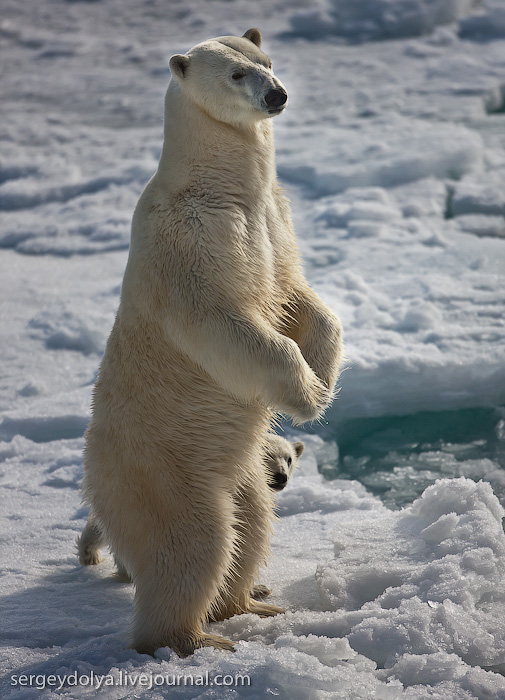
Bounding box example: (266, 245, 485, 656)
(265, 88, 288, 108)
(273, 472, 288, 485)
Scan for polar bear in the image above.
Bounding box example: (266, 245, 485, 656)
(264, 435, 304, 491)
(81, 28, 342, 657)
(78, 435, 304, 574)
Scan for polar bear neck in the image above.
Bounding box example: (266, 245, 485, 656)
(157, 83, 277, 197)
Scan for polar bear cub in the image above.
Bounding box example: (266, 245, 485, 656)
(264, 435, 304, 491)
(81, 27, 342, 657)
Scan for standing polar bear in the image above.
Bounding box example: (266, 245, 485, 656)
(82, 28, 342, 657)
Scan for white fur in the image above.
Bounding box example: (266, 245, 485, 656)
(78, 435, 304, 580)
(81, 28, 342, 657)
(264, 435, 304, 491)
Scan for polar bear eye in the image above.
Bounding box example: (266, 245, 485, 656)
(232, 72, 245, 81)
(287, 457, 292, 467)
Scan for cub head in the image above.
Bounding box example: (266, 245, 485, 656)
(264, 435, 305, 492)
(169, 28, 288, 126)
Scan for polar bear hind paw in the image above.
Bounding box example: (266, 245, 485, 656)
(251, 583, 272, 599)
(134, 632, 236, 658)
(199, 633, 236, 653)
(171, 633, 236, 658)
(207, 596, 283, 622)
(77, 540, 103, 566)
(247, 599, 285, 617)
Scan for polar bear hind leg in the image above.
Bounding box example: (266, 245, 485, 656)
(77, 515, 105, 566)
(118, 481, 239, 656)
(77, 513, 132, 581)
(209, 470, 284, 622)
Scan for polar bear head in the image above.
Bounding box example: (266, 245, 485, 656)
(169, 28, 288, 126)
(264, 435, 304, 491)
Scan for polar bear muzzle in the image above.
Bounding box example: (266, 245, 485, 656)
(265, 87, 288, 114)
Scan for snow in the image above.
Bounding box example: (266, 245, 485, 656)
(278, 118, 483, 195)
(1, 0, 505, 698)
(288, 0, 476, 41)
(316, 478, 505, 669)
(460, 1, 505, 40)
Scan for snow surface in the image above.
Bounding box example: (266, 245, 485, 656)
(1, 0, 505, 698)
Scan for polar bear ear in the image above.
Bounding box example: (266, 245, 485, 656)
(242, 28, 262, 48)
(169, 54, 190, 80)
(294, 441, 305, 458)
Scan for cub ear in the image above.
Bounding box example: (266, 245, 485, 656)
(169, 54, 190, 79)
(242, 28, 262, 48)
(294, 441, 305, 458)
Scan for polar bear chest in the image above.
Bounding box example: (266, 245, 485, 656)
(169, 189, 284, 290)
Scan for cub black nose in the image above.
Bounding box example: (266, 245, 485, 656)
(274, 472, 288, 485)
(265, 88, 287, 108)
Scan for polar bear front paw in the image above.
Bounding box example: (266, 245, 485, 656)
(287, 372, 332, 425)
